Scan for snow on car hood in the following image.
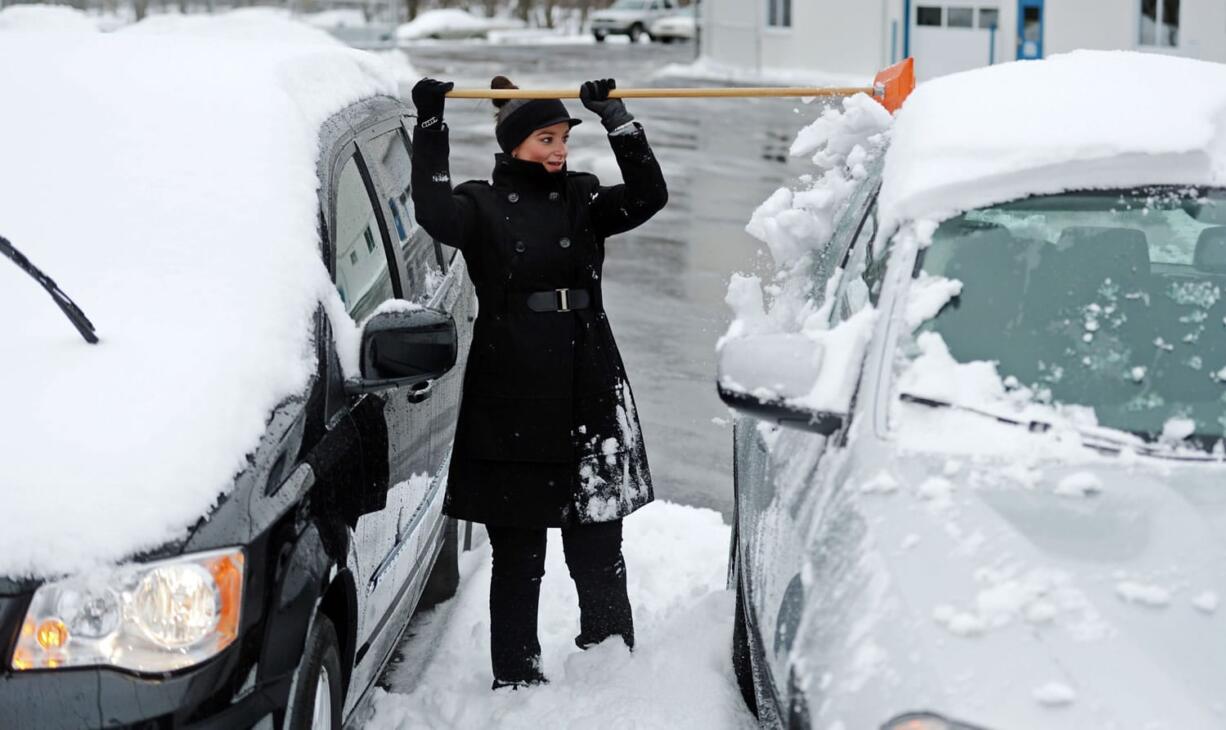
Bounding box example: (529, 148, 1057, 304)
(0, 21, 398, 578)
(817, 440, 1226, 728)
(880, 50, 1226, 234)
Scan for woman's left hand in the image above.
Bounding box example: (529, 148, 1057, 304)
(580, 78, 635, 132)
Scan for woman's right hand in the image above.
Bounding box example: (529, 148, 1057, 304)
(412, 78, 454, 130)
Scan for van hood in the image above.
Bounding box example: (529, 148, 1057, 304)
(806, 444, 1226, 729)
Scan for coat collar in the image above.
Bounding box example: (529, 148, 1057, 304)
(492, 153, 568, 195)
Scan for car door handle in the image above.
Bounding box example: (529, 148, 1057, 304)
(406, 380, 434, 404)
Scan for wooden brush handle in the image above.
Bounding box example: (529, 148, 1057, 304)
(445, 86, 874, 100)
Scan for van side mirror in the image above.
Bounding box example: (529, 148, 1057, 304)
(715, 334, 847, 435)
(346, 307, 457, 395)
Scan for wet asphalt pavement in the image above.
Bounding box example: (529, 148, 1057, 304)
(403, 39, 834, 518)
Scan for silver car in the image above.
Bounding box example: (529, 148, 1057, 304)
(590, 0, 677, 43)
(718, 61, 1226, 728)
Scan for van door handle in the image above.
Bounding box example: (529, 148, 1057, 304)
(406, 380, 434, 404)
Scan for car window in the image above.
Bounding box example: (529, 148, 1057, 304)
(914, 188, 1226, 450)
(367, 127, 446, 300)
(334, 154, 395, 321)
(832, 190, 883, 323)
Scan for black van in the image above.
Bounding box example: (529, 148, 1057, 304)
(0, 95, 474, 729)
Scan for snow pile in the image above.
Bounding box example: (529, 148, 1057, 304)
(394, 8, 524, 40)
(121, 7, 341, 45)
(367, 502, 753, 729)
(0, 4, 99, 32)
(0, 30, 400, 577)
(881, 50, 1226, 234)
(719, 95, 891, 414)
(299, 8, 368, 30)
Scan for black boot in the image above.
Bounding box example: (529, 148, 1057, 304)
(563, 520, 635, 651)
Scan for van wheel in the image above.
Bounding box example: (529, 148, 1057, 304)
(732, 568, 759, 717)
(419, 518, 459, 609)
(628, 23, 644, 42)
(286, 614, 343, 730)
(593, 30, 607, 42)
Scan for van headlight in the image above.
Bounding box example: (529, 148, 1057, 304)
(10, 547, 244, 673)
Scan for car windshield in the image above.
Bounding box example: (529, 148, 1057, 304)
(915, 188, 1226, 451)
(611, 0, 649, 9)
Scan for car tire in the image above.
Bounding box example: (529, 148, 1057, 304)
(286, 613, 343, 730)
(628, 23, 644, 43)
(593, 31, 607, 42)
(419, 518, 460, 609)
(732, 563, 760, 718)
(659, 35, 675, 44)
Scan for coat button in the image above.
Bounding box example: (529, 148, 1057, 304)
(549, 192, 560, 201)
(507, 192, 520, 203)
(559, 237, 572, 249)
(514, 240, 526, 253)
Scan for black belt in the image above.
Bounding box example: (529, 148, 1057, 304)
(526, 288, 591, 312)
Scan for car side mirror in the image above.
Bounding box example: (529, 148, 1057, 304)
(716, 334, 847, 435)
(346, 307, 457, 395)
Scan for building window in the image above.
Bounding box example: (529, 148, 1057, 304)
(766, 0, 791, 28)
(364, 226, 376, 253)
(948, 7, 974, 28)
(978, 7, 999, 29)
(916, 6, 943, 26)
(1140, 0, 1180, 47)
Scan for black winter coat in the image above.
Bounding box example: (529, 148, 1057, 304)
(411, 121, 668, 528)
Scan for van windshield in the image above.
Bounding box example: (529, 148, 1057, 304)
(916, 188, 1226, 451)
(611, 0, 649, 9)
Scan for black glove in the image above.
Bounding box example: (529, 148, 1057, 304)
(412, 78, 453, 130)
(580, 78, 634, 132)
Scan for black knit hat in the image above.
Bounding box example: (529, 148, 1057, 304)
(492, 75, 582, 154)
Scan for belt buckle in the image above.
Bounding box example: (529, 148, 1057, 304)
(556, 288, 570, 312)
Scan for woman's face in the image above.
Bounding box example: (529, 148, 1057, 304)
(512, 122, 570, 173)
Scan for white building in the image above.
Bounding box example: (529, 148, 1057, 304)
(700, 0, 1226, 81)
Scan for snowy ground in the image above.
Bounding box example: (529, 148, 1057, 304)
(363, 502, 754, 729)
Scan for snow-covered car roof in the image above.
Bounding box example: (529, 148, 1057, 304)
(0, 18, 399, 578)
(880, 50, 1226, 232)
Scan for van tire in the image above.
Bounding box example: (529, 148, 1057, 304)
(628, 23, 644, 43)
(419, 518, 459, 608)
(286, 613, 343, 730)
(593, 30, 607, 42)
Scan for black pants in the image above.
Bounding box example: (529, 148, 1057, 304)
(487, 519, 634, 684)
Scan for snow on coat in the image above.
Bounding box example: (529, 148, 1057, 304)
(411, 121, 668, 528)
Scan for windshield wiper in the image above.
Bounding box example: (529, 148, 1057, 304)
(902, 392, 1222, 461)
(1, 235, 98, 344)
(899, 392, 1053, 433)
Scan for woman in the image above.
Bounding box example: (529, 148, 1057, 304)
(409, 75, 668, 689)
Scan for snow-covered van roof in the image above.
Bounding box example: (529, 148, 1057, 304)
(0, 18, 399, 578)
(880, 50, 1226, 232)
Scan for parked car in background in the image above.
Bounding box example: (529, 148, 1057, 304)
(649, 3, 697, 43)
(0, 20, 474, 730)
(395, 8, 524, 41)
(719, 51, 1226, 729)
(590, 0, 676, 42)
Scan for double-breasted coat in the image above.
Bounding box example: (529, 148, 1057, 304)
(410, 120, 668, 528)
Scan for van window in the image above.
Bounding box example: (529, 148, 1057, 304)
(368, 127, 446, 299)
(334, 155, 395, 321)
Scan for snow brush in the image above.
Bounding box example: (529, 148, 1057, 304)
(445, 58, 916, 114)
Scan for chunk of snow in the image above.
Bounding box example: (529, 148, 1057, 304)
(1130, 366, 1148, 382)
(859, 471, 900, 495)
(898, 332, 1007, 405)
(916, 476, 954, 502)
(1192, 591, 1220, 614)
(1053, 472, 1104, 498)
(905, 272, 963, 328)
(881, 50, 1226, 235)
(1160, 417, 1197, 444)
(1033, 682, 1077, 707)
(1115, 581, 1172, 607)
